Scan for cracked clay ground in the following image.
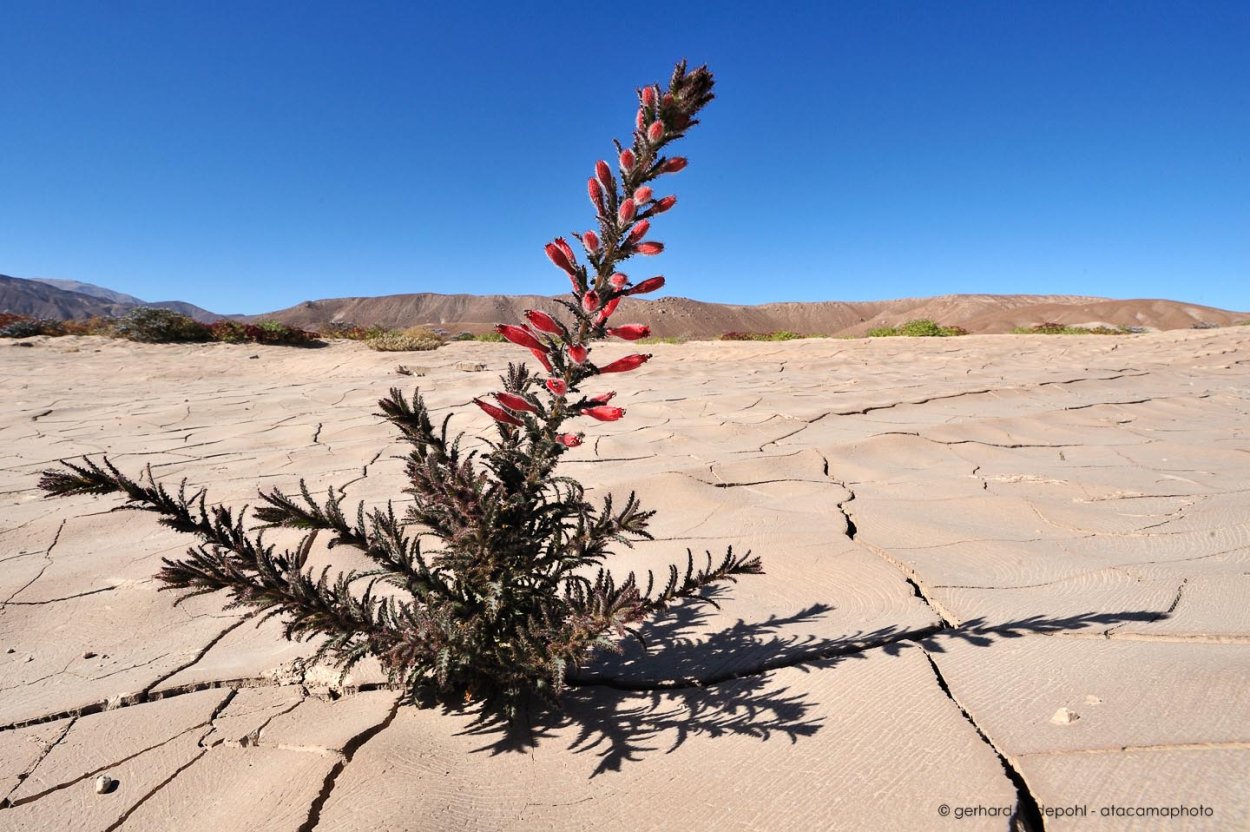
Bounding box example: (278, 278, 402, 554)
(1, 329, 1247, 831)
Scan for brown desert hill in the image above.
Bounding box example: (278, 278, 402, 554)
(1, 274, 224, 322)
(252, 291, 1248, 338)
(1, 274, 132, 319)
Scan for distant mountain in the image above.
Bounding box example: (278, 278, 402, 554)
(32, 278, 146, 306)
(1, 275, 223, 322)
(250, 292, 1249, 337)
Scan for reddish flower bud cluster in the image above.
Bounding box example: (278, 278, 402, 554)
(598, 353, 651, 374)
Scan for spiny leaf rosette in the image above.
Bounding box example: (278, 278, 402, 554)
(38, 61, 760, 722)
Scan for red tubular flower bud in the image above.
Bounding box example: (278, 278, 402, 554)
(583, 230, 600, 252)
(596, 296, 621, 324)
(641, 87, 656, 108)
(584, 405, 626, 422)
(495, 391, 537, 413)
(496, 324, 547, 351)
(609, 273, 629, 289)
(653, 195, 677, 213)
(588, 177, 604, 212)
(626, 276, 665, 295)
(474, 398, 523, 427)
(524, 309, 561, 335)
(618, 199, 636, 223)
(619, 148, 636, 171)
(582, 290, 600, 314)
(636, 241, 664, 255)
(545, 242, 575, 275)
(626, 220, 650, 244)
(633, 186, 653, 203)
(569, 344, 589, 364)
(530, 348, 553, 373)
(598, 353, 651, 374)
(662, 157, 687, 173)
(589, 391, 617, 404)
(595, 160, 612, 189)
(546, 377, 567, 396)
(608, 324, 650, 340)
(662, 93, 673, 107)
(647, 121, 664, 143)
(555, 237, 575, 264)
(556, 433, 583, 448)
(636, 109, 645, 129)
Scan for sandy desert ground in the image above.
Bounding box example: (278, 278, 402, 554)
(1, 328, 1247, 830)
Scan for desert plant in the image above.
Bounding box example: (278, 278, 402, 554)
(0, 317, 63, 337)
(1011, 322, 1130, 335)
(366, 331, 444, 352)
(867, 319, 966, 337)
(208, 319, 251, 343)
(114, 307, 212, 342)
(60, 316, 118, 336)
(39, 60, 756, 722)
(472, 331, 507, 342)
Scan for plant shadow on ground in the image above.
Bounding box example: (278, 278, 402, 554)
(447, 587, 1169, 776)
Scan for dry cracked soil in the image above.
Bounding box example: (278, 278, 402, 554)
(1, 329, 1247, 831)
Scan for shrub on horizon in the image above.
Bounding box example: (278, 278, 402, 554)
(0, 316, 64, 338)
(1011, 322, 1130, 335)
(114, 307, 213, 343)
(867, 319, 966, 338)
(39, 60, 758, 722)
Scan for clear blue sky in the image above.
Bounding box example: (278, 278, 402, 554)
(2, 1, 1247, 314)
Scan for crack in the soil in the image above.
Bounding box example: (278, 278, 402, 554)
(296, 695, 403, 832)
(921, 648, 1044, 832)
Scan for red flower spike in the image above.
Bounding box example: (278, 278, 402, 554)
(545, 242, 575, 275)
(647, 121, 665, 143)
(589, 391, 617, 404)
(495, 392, 538, 414)
(636, 109, 645, 130)
(662, 157, 688, 174)
(633, 186, 653, 203)
(598, 353, 651, 374)
(626, 276, 666, 295)
(524, 309, 562, 335)
(653, 195, 677, 213)
(530, 348, 554, 373)
(555, 237, 576, 264)
(474, 398, 523, 427)
(584, 405, 626, 422)
(582, 290, 600, 314)
(626, 220, 650, 244)
(609, 273, 629, 289)
(595, 160, 612, 189)
(619, 148, 636, 171)
(596, 296, 621, 324)
(546, 378, 567, 396)
(588, 177, 604, 212)
(556, 433, 583, 448)
(641, 87, 656, 108)
(608, 324, 650, 341)
(583, 230, 600, 252)
(496, 324, 547, 352)
(618, 199, 636, 223)
(636, 241, 665, 255)
(569, 344, 589, 364)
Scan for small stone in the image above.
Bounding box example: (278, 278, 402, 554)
(1050, 707, 1080, 725)
(5, 648, 14, 654)
(249, 354, 260, 359)
(456, 361, 486, 372)
(1084, 694, 1103, 706)
(94, 774, 118, 795)
(83, 651, 98, 659)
